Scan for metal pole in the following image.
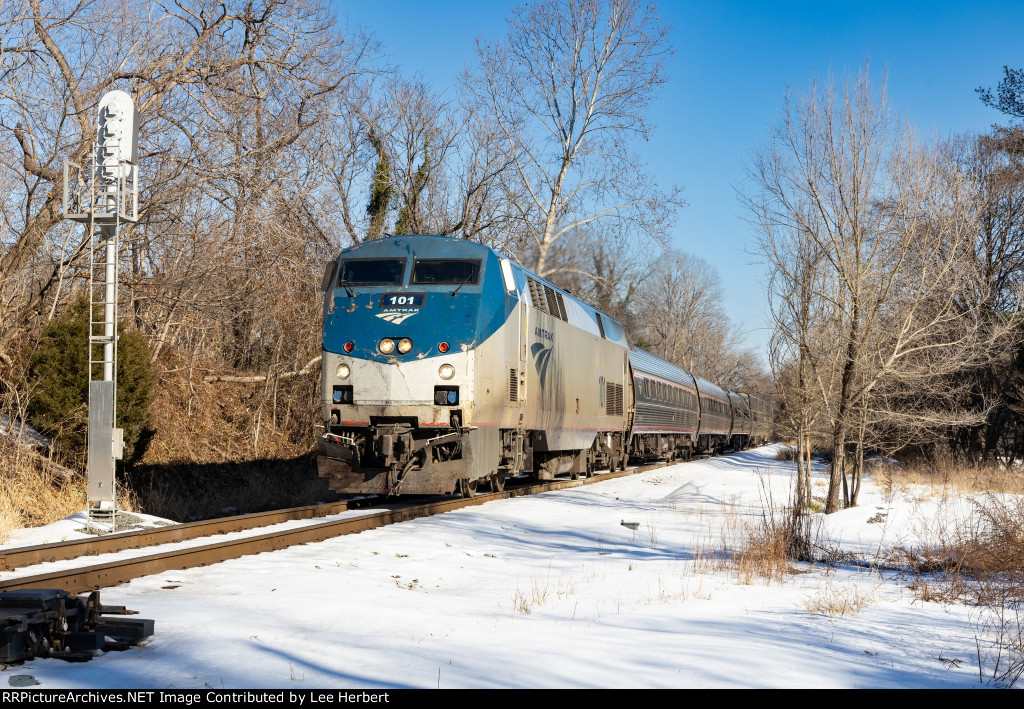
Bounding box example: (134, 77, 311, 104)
(67, 90, 138, 531)
(103, 219, 116, 383)
(88, 210, 119, 523)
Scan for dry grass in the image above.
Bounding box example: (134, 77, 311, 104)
(512, 588, 531, 614)
(0, 503, 21, 545)
(801, 583, 873, 618)
(144, 363, 317, 466)
(0, 438, 89, 542)
(880, 454, 1024, 496)
(775, 444, 831, 463)
(691, 529, 728, 576)
(885, 484, 1024, 687)
(889, 493, 1024, 603)
(733, 474, 827, 585)
(511, 569, 581, 615)
(734, 535, 795, 585)
(675, 473, 831, 586)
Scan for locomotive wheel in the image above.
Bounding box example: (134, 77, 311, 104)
(459, 479, 477, 498)
(489, 474, 506, 493)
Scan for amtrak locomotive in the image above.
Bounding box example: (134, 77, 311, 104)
(317, 234, 771, 497)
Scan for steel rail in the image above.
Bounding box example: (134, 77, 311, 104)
(0, 498, 379, 571)
(0, 460, 670, 594)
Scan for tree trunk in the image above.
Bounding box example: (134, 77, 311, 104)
(795, 425, 806, 509)
(804, 431, 812, 507)
(827, 425, 846, 513)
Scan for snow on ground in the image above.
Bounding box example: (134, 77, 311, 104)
(3, 511, 173, 548)
(0, 445, 1004, 688)
(0, 414, 49, 449)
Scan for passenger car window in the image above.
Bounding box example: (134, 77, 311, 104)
(412, 259, 481, 285)
(339, 259, 406, 285)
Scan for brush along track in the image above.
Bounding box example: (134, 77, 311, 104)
(0, 460, 674, 595)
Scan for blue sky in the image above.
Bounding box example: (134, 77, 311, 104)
(334, 0, 1023, 361)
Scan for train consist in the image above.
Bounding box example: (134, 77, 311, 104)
(317, 234, 771, 496)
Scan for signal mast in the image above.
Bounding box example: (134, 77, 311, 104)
(62, 90, 140, 530)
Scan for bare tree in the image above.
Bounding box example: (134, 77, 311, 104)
(542, 223, 648, 323)
(745, 67, 1004, 512)
(445, 104, 522, 249)
(464, 0, 683, 276)
(320, 76, 521, 249)
(0, 0, 383, 460)
(630, 249, 757, 385)
(761, 221, 839, 509)
(946, 130, 1024, 463)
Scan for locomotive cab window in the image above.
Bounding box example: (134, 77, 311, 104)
(411, 259, 481, 285)
(338, 259, 406, 285)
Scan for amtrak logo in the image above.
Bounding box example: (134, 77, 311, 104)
(376, 311, 418, 324)
(530, 342, 553, 389)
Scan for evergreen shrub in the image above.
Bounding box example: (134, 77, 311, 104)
(26, 299, 155, 466)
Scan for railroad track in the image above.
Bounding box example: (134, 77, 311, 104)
(0, 460, 674, 595)
(0, 497, 381, 571)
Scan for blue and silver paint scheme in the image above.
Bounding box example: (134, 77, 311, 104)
(318, 234, 633, 495)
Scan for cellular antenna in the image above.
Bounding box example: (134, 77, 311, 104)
(63, 90, 140, 531)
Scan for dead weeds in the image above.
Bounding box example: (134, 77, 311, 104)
(885, 487, 1024, 687)
(0, 437, 89, 542)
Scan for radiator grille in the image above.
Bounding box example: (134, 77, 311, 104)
(543, 284, 558, 318)
(606, 382, 623, 416)
(528, 277, 570, 322)
(509, 368, 518, 402)
(528, 278, 545, 311)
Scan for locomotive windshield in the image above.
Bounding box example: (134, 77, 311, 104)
(338, 259, 406, 285)
(411, 259, 481, 285)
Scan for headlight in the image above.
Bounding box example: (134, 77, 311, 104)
(439, 364, 455, 380)
(398, 338, 413, 354)
(378, 338, 395, 354)
(336, 363, 350, 380)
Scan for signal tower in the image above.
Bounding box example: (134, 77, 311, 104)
(62, 90, 140, 530)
